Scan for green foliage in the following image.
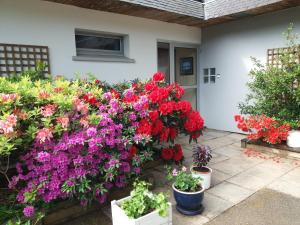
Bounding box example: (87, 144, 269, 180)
(239, 23, 300, 128)
(166, 166, 202, 192)
(121, 181, 169, 219)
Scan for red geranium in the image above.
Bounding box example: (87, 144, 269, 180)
(144, 81, 158, 92)
(152, 72, 165, 82)
(161, 148, 174, 160)
(160, 127, 170, 142)
(152, 119, 164, 136)
(173, 144, 183, 161)
(169, 127, 177, 140)
(184, 111, 204, 133)
(177, 101, 191, 114)
(158, 102, 174, 116)
(149, 110, 159, 121)
(137, 119, 152, 135)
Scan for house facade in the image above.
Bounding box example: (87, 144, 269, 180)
(0, 0, 300, 132)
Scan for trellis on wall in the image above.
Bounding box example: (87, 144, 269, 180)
(267, 45, 300, 68)
(0, 43, 50, 76)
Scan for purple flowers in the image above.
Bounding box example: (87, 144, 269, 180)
(11, 94, 150, 211)
(23, 205, 35, 217)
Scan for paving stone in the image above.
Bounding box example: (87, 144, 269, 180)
(202, 192, 234, 219)
(209, 152, 229, 165)
(172, 206, 210, 225)
(268, 179, 300, 198)
(210, 157, 255, 176)
(206, 181, 254, 204)
(210, 169, 232, 188)
(280, 167, 300, 186)
(213, 146, 242, 157)
(227, 173, 274, 191)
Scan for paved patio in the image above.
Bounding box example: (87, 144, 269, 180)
(63, 129, 300, 225)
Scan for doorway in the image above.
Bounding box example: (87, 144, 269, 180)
(157, 42, 198, 109)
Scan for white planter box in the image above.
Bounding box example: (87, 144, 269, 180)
(111, 196, 172, 225)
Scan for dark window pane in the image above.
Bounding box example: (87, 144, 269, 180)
(75, 35, 121, 51)
(210, 68, 216, 75)
(204, 68, 209, 75)
(210, 76, 216, 83)
(204, 76, 209, 83)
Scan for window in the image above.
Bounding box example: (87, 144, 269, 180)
(73, 29, 134, 63)
(203, 68, 216, 84)
(75, 29, 124, 57)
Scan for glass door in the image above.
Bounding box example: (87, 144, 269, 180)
(174, 47, 198, 109)
(157, 42, 198, 109)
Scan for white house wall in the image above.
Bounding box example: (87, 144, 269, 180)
(200, 6, 300, 132)
(0, 0, 201, 83)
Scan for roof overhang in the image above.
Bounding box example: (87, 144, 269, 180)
(43, 0, 300, 27)
(43, 0, 206, 27)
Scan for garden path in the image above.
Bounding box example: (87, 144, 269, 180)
(62, 129, 300, 225)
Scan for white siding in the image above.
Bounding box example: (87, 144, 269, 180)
(200, 6, 300, 132)
(0, 0, 201, 83)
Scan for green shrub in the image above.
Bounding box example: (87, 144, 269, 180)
(239, 24, 300, 128)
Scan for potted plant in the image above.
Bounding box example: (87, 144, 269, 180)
(287, 127, 300, 148)
(167, 167, 204, 216)
(190, 145, 212, 189)
(111, 181, 172, 225)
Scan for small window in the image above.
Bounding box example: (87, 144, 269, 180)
(203, 68, 216, 84)
(75, 29, 124, 57)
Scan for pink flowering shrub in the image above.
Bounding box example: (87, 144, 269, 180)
(0, 72, 204, 220)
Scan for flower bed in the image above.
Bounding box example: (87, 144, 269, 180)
(0, 71, 204, 224)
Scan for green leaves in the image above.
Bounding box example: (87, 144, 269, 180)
(121, 181, 169, 219)
(239, 25, 300, 129)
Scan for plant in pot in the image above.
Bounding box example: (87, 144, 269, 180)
(167, 166, 204, 216)
(191, 145, 212, 190)
(111, 180, 172, 225)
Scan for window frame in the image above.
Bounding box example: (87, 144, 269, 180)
(203, 67, 216, 84)
(75, 29, 125, 58)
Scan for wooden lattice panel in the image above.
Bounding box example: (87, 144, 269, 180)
(267, 45, 300, 68)
(0, 43, 50, 76)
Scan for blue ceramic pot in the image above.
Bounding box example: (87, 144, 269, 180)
(172, 184, 204, 216)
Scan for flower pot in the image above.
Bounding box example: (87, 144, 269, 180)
(111, 196, 172, 225)
(172, 184, 204, 216)
(287, 130, 300, 148)
(191, 166, 212, 190)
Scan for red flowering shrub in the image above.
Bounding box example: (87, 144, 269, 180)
(235, 115, 290, 144)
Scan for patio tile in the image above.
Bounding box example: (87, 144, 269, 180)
(227, 173, 273, 191)
(268, 179, 300, 198)
(213, 146, 242, 157)
(209, 152, 229, 165)
(280, 166, 300, 186)
(210, 157, 255, 176)
(210, 169, 232, 188)
(206, 181, 254, 204)
(172, 206, 210, 225)
(202, 192, 234, 219)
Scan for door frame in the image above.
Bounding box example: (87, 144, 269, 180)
(157, 39, 201, 111)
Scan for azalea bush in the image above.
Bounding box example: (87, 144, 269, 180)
(234, 115, 290, 144)
(0, 71, 204, 223)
